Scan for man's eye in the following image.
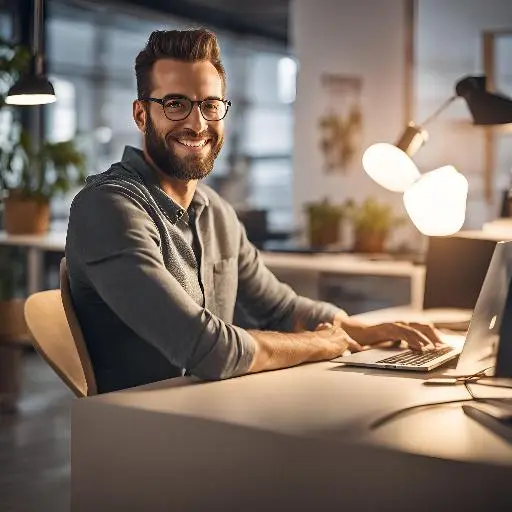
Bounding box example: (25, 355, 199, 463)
(165, 100, 186, 110)
(204, 101, 220, 111)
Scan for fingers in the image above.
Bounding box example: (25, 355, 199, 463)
(406, 322, 446, 347)
(346, 338, 365, 352)
(394, 322, 435, 352)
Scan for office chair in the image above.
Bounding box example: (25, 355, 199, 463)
(24, 258, 97, 397)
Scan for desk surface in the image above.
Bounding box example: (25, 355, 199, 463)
(80, 357, 512, 466)
(260, 250, 424, 277)
(72, 308, 512, 511)
(76, 307, 512, 466)
(0, 230, 424, 276)
(0, 231, 67, 251)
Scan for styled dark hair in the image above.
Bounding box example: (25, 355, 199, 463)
(135, 28, 226, 99)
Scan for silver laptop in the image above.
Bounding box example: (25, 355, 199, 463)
(333, 240, 512, 372)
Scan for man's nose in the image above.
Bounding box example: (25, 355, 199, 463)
(184, 103, 208, 133)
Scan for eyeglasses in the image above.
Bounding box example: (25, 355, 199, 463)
(140, 95, 231, 121)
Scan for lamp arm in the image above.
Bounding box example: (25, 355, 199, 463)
(419, 95, 457, 127)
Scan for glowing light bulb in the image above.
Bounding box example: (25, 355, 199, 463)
(403, 165, 468, 236)
(362, 143, 421, 192)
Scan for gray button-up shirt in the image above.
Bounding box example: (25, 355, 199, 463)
(66, 146, 341, 392)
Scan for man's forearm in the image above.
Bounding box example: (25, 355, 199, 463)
(246, 329, 347, 374)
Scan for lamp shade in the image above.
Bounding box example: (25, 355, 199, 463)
(362, 142, 421, 192)
(455, 75, 512, 125)
(6, 73, 56, 105)
(403, 165, 468, 236)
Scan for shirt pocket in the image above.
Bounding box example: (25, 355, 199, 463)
(210, 257, 238, 319)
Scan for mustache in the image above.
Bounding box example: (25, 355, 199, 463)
(166, 129, 216, 141)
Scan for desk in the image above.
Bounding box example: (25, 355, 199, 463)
(262, 252, 425, 309)
(0, 231, 66, 294)
(0, 231, 425, 309)
(71, 308, 512, 511)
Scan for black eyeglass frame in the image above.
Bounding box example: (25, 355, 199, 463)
(139, 96, 232, 121)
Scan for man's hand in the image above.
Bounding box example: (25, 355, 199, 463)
(247, 323, 364, 374)
(314, 322, 364, 354)
(332, 312, 445, 352)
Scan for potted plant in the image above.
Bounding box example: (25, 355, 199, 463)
(304, 198, 346, 248)
(0, 37, 86, 235)
(1, 132, 86, 234)
(346, 197, 405, 253)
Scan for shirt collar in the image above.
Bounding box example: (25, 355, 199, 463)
(121, 145, 209, 223)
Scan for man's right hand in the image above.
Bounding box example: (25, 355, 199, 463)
(247, 324, 363, 374)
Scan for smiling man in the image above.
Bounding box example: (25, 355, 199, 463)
(65, 29, 442, 393)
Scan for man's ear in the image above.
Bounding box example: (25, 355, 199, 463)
(133, 100, 147, 132)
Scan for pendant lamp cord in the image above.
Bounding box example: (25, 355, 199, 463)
(33, 0, 43, 75)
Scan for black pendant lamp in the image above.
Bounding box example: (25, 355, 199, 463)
(6, 0, 56, 106)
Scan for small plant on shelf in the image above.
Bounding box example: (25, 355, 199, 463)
(345, 197, 405, 253)
(304, 198, 347, 248)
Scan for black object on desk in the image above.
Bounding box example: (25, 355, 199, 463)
(463, 400, 512, 443)
(423, 236, 497, 310)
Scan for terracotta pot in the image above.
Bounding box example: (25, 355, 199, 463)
(353, 230, 387, 253)
(3, 193, 50, 235)
(307, 216, 341, 248)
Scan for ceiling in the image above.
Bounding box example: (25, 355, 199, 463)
(121, 0, 289, 45)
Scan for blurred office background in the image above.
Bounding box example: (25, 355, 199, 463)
(1, 1, 512, 509)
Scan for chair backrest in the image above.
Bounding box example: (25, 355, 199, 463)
(24, 258, 97, 397)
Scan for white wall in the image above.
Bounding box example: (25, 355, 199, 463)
(291, 0, 417, 248)
(415, 0, 512, 228)
(291, 0, 512, 245)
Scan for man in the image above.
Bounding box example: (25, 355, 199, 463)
(66, 28, 441, 393)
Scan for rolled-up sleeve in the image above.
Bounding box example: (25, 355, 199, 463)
(236, 224, 342, 332)
(68, 184, 254, 380)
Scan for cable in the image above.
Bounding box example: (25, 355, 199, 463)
(369, 397, 474, 430)
(369, 367, 496, 430)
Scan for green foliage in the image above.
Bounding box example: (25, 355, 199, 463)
(0, 36, 30, 107)
(345, 197, 405, 235)
(304, 198, 346, 220)
(0, 38, 86, 200)
(0, 128, 86, 200)
(304, 198, 347, 247)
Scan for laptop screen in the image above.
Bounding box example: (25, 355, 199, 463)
(423, 236, 497, 310)
(457, 241, 512, 374)
(495, 248, 512, 377)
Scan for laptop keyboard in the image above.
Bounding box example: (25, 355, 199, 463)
(376, 346, 454, 366)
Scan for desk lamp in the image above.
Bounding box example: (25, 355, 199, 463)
(362, 75, 512, 236)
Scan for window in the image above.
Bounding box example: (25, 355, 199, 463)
(46, 1, 295, 232)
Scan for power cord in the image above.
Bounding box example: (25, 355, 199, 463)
(369, 367, 498, 430)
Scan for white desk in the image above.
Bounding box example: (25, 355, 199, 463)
(0, 231, 425, 308)
(0, 231, 66, 294)
(71, 308, 512, 511)
(261, 251, 425, 309)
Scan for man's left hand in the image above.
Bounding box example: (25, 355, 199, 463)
(332, 312, 445, 352)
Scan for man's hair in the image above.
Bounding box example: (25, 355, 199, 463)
(135, 28, 226, 99)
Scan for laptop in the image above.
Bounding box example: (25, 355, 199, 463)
(333, 240, 512, 372)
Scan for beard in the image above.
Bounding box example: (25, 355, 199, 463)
(144, 114, 223, 181)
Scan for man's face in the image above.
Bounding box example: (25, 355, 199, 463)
(136, 59, 225, 181)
